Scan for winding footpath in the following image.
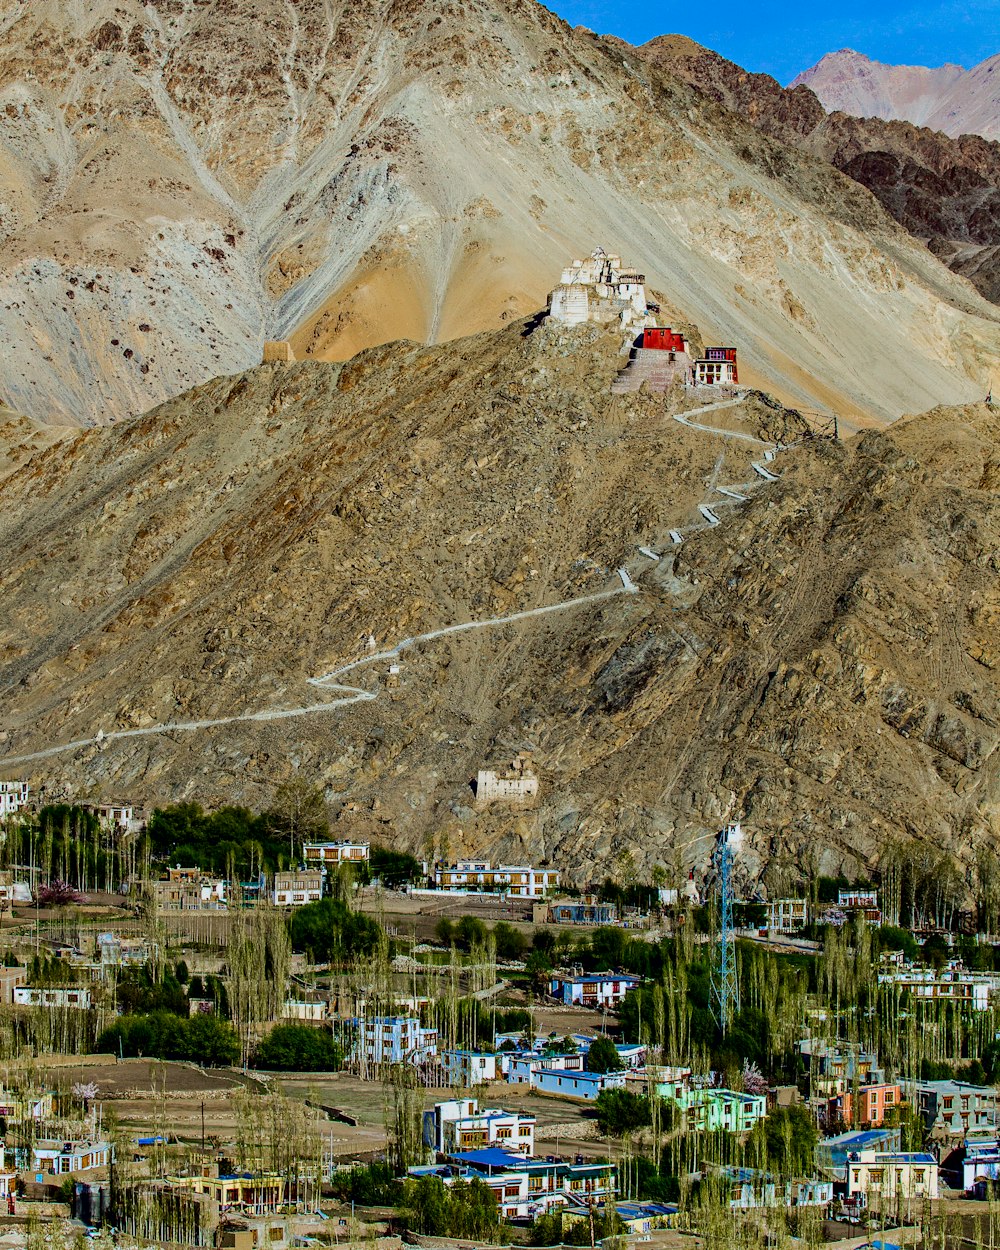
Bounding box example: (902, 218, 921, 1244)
(0, 572, 638, 769)
(0, 400, 790, 770)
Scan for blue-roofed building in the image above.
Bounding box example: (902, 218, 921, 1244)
(815, 1128, 902, 1179)
(563, 1200, 678, 1232)
(532, 1069, 626, 1100)
(548, 973, 642, 1009)
(718, 1167, 832, 1210)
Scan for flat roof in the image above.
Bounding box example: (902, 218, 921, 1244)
(448, 1148, 527, 1168)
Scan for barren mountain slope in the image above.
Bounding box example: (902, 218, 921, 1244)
(639, 37, 1000, 305)
(793, 49, 1000, 141)
(0, 320, 997, 885)
(0, 0, 998, 427)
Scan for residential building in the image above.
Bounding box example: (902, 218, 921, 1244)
(915, 1080, 999, 1137)
(423, 1098, 535, 1155)
(351, 1015, 437, 1066)
(532, 1069, 626, 1100)
(637, 1065, 692, 1099)
(13, 985, 92, 1010)
(0, 1145, 15, 1199)
(827, 1083, 901, 1129)
(577, 1201, 679, 1233)
(0, 873, 32, 909)
(167, 1170, 285, 1215)
(302, 841, 369, 868)
(799, 1039, 885, 1094)
(433, 860, 559, 897)
(720, 1167, 833, 1210)
(0, 781, 29, 818)
(837, 888, 882, 924)
(474, 754, 539, 810)
(272, 869, 323, 908)
(693, 348, 739, 387)
(0, 1086, 54, 1124)
(441, 1050, 498, 1087)
(548, 972, 641, 1009)
(662, 1087, 767, 1134)
(280, 1000, 327, 1022)
(845, 1150, 939, 1202)
(767, 899, 808, 933)
(543, 899, 618, 926)
(955, 1134, 1000, 1192)
(153, 869, 226, 911)
(32, 1139, 112, 1174)
(96, 932, 157, 970)
(879, 965, 996, 1011)
(412, 1149, 616, 1220)
(86, 804, 142, 835)
(0, 965, 27, 1004)
(504, 1052, 585, 1084)
(815, 1129, 902, 1180)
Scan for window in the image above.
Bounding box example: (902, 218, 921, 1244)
(520, 1125, 532, 1136)
(504, 1186, 519, 1198)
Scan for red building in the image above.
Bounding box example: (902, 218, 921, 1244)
(642, 327, 689, 353)
(698, 347, 739, 384)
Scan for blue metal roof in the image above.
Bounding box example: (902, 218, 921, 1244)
(538, 1068, 604, 1080)
(448, 1148, 526, 1169)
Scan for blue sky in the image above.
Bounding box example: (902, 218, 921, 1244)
(546, 0, 999, 84)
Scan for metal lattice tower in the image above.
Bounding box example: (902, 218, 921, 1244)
(711, 823, 741, 1034)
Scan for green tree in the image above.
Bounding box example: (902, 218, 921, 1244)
(586, 1036, 624, 1073)
(492, 922, 527, 960)
(253, 1024, 344, 1071)
(594, 1088, 652, 1136)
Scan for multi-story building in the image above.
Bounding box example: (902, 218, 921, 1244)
(271, 869, 323, 907)
(799, 1039, 885, 1095)
(826, 1083, 901, 1128)
(434, 861, 559, 897)
(915, 1080, 999, 1137)
(879, 965, 996, 1011)
(504, 1052, 585, 1084)
(547, 972, 641, 1008)
(302, 841, 369, 868)
(837, 888, 882, 924)
(423, 1098, 535, 1155)
(153, 868, 227, 911)
(845, 1150, 939, 1202)
(411, 1151, 616, 1221)
(0, 781, 29, 818)
(85, 804, 142, 835)
(351, 1015, 438, 1066)
(662, 1087, 767, 1134)
(167, 1169, 285, 1215)
(767, 899, 808, 933)
(0, 873, 32, 910)
(441, 1050, 498, 1087)
(720, 1167, 833, 1210)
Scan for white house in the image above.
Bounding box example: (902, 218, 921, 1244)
(14, 986, 92, 1010)
(272, 869, 323, 907)
(505, 1052, 585, 1084)
(423, 1098, 535, 1155)
(548, 973, 642, 1008)
(532, 1069, 626, 1100)
(33, 1139, 112, 1174)
(352, 1016, 437, 1066)
(86, 804, 142, 835)
(441, 1050, 498, 1087)
(410, 1154, 616, 1221)
(303, 841, 369, 867)
(767, 899, 808, 933)
(0, 1145, 15, 1198)
(845, 1150, 939, 1202)
(280, 1000, 328, 1022)
(0, 781, 29, 818)
(434, 861, 559, 897)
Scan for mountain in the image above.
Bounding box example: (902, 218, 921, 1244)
(0, 2, 998, 427)
(792, 49, 1000, 142)
(640, 37, 1000, 305)
(1, 321, 998, 883)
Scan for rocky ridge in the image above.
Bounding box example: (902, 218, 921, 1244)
(0, 320, 997, 886)
(636, 37, 1000, 305)
(0, 1, 998, 426)
(792, 49, 1000, 142)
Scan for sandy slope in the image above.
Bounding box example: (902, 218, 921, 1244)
(0, 1, 997, 427)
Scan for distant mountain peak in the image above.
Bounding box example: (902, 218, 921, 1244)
(791, 48, 997, 139)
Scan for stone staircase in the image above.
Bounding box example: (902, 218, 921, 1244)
(611, 347, 689, 394)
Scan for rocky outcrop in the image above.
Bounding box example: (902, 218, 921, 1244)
(0, 319, 997, 885)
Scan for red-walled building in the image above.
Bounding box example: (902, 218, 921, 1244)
(697, 346, 739, 385)
(642, 327, 689, 353)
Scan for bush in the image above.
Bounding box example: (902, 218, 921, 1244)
(288, 898, 382, 962)
(594, 1088, 651, 1136)
(586, 1036, 624, 1073)
(492, 922, 527, 960)
(253, 1024, 344, 1072)
(96, 1011, 239, 1065)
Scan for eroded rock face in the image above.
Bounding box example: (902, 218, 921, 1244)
(0, 319, 997, 884)
(0, 3, 997, 426)
(637, 37, 1000, 307)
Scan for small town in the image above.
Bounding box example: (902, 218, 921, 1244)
(0, 775, 999, 1250)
